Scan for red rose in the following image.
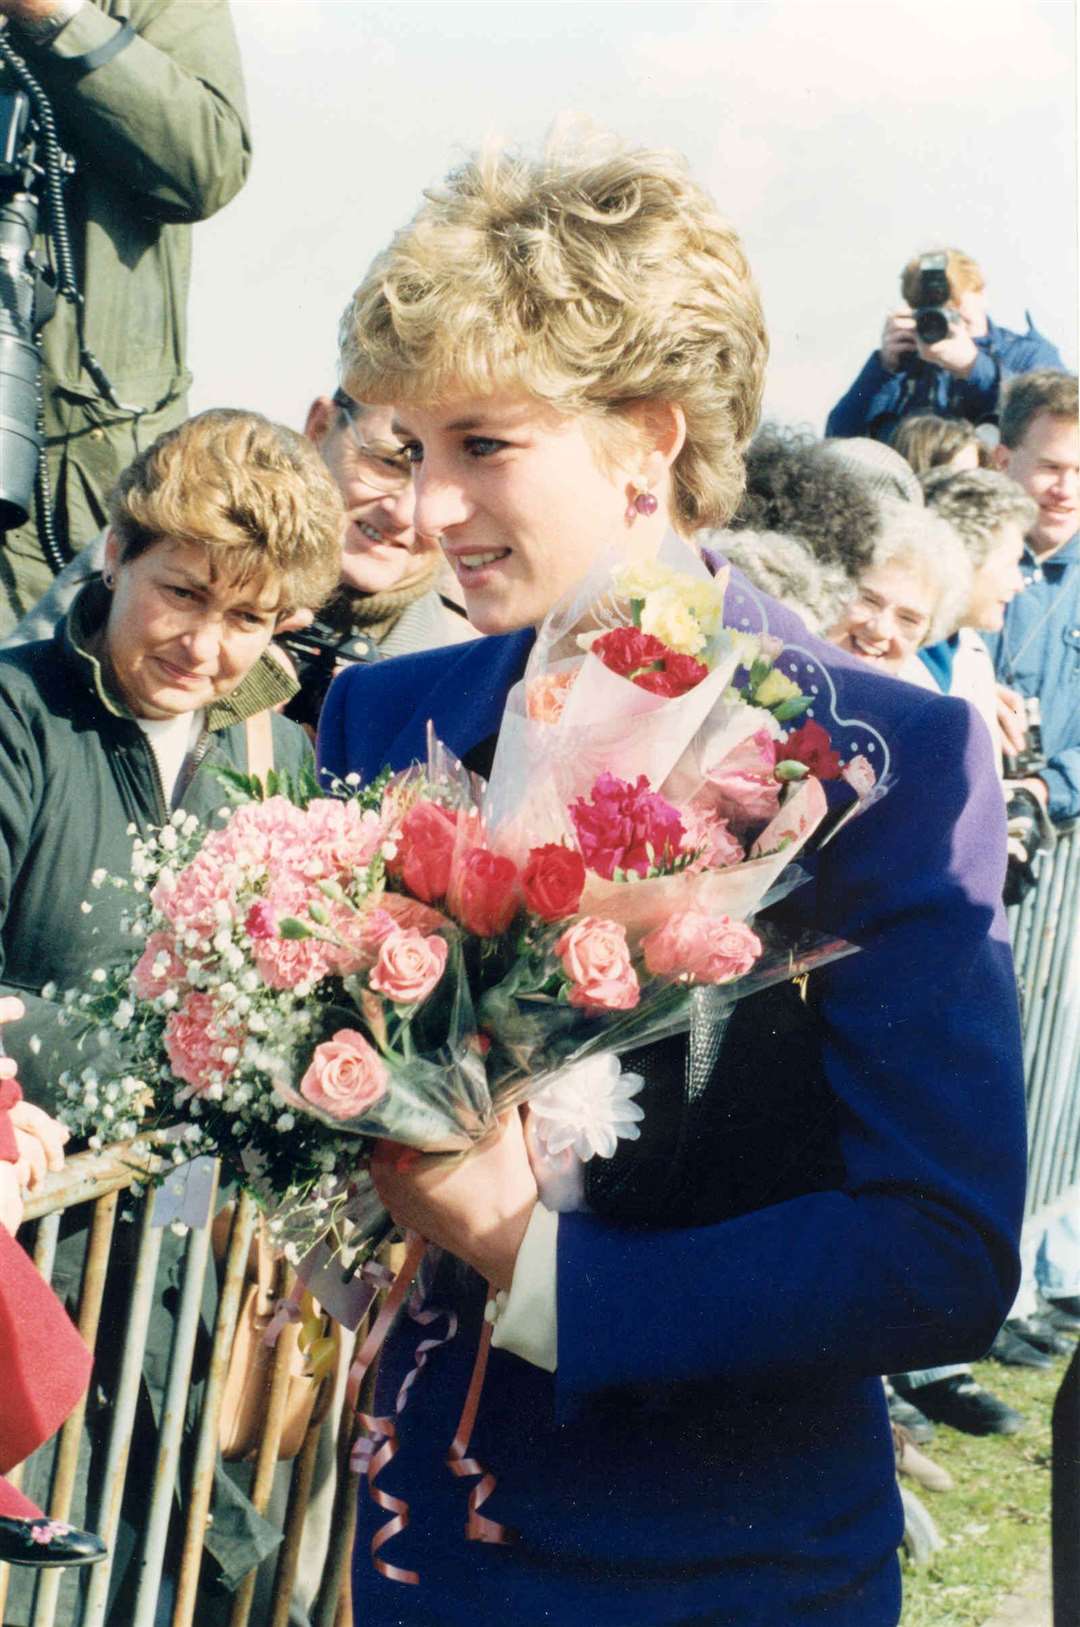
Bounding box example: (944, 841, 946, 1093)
(387, 800, 458, 902)
(448, 847, 520, 937)
(521, 844, 587, 922)
(775, 720, 844, 781)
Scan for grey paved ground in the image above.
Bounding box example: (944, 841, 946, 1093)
(980, 1554, 1052, 1627)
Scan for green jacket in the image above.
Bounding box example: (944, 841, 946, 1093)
(1, 0, 251, 612)
(0, 578, 307, 1108)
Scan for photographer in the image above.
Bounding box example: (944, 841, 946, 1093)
(0, 0, 250, 635)
(826, 248, 1063, 443)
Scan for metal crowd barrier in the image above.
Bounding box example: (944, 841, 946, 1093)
(0, 1149, 366, 1627)
(1007, 817, 1080, 1220)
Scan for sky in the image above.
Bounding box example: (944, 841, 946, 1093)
(187, 0, 1077, 439)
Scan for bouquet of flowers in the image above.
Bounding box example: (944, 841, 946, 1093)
(58, 539, 888, 1273)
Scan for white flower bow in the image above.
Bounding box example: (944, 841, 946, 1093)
(527, 1053, 645, 1163)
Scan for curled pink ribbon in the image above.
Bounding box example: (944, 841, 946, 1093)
(262, 1277, 304, 1347)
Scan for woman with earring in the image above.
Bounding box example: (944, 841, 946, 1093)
(0, 408, 343, 1110)
(319, 132, 1026, 1626)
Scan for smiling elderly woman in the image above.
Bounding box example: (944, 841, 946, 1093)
(0, 408, 343, 1107)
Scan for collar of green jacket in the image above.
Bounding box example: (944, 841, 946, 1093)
(62, 577, 299, 729)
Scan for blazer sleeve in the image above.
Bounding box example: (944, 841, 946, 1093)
(24, 0, 251, 223)
(554, 693, 1027, 1417)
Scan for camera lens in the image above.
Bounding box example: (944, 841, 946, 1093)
(915, 307, 950, 345)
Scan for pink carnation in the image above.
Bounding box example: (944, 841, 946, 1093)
(253, 933, 336, 992)
(702, 730, 781, 830)
(164, 992, 243, 1093)
(570, 772, 685, 880)
(131, 931, 187, 1000)
(299, 1028, 388, 1120)
(369, 928, 448, 1005)
(298, 797, 387, 880)
(554, 916, 640, 1011)
(679, 808, 744, 871)
(642, 910, 762, 984)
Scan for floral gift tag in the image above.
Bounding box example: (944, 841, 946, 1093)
(296, 1238, 380, 1330)
(150, 1154, 217, 1230)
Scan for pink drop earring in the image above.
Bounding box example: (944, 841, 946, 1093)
(625, 480, 658, 522)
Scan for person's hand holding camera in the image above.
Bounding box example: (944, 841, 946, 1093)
(879, 308, 919, 373)
(915, 322, 978, 378)
(0, 0, 69, 22)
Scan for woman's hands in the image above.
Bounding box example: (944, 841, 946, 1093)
(0, 996, 68, 1202)
(0, 1161, 23, 1236)
(371, 1111, 538, 1290)
(10, 1098, 69, 1191)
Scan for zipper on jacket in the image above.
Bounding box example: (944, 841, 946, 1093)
(174, 726, 213, 810)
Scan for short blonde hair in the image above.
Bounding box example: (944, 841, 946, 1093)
(109, 410, 344, 612)
(900, 248, 984, 307)
(339, 130, 768, 532)
(890, 415, 988, 475)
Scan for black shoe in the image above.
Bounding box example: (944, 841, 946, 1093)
(900, 1375, 1025, 1436)
(988, 1325, 1054, 1369)
(1004, 1316, 1073, 1358)
(1043, 1294, 1080, 1320)
(884, 1382, 935, 1444)
(1037, 1294, 1080, 1334)
(0, 1516, 107, 1569)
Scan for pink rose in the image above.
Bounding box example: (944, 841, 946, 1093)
(554, 916, 640, 1012)
(387, 801, 459, 903)
(299, 1028, 388, 1120)
(131, 931, 186, 1000)
(369, 928, 448, 1005)
(164, 992, 243, 1093)
(448, 847, 520, 937)
(642, 910, 762, 984)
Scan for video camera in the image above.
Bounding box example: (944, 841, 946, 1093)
(910, 252, 954, 346)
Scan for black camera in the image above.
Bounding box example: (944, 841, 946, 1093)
(277, 618, 381, 731)
(912, 252, 953, 345)
(1002, 695, 1045, 781)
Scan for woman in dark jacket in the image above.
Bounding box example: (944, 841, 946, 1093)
(319, 133, 1027, 1626)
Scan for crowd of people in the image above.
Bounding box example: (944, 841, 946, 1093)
(0, 12, 1074, 1622)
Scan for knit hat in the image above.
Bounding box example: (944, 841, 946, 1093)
(823, 437, 924, 506)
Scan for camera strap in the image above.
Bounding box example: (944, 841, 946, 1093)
(66, 19, 136, 80)
(999, 583, 1067, 684)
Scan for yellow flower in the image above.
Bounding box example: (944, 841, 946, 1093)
(754, 668, 803, 708)
(612, 560, 681, 601)
(640, 587, 707, 655)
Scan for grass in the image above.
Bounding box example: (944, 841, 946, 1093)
(898, 1350, 1063, 1626)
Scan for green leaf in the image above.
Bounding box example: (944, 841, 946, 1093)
(278, 917, 313, 940)
(772, 695, 814, 723)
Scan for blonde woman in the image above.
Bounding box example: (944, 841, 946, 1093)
(321, 133, 1025, 1627)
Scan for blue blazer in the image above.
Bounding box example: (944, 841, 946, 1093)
(319, 573, 1026, 1627)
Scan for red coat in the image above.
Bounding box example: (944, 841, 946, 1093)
(0, 1092, 91, 1518)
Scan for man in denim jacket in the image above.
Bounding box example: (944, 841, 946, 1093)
(826, 248, 1064, 443)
